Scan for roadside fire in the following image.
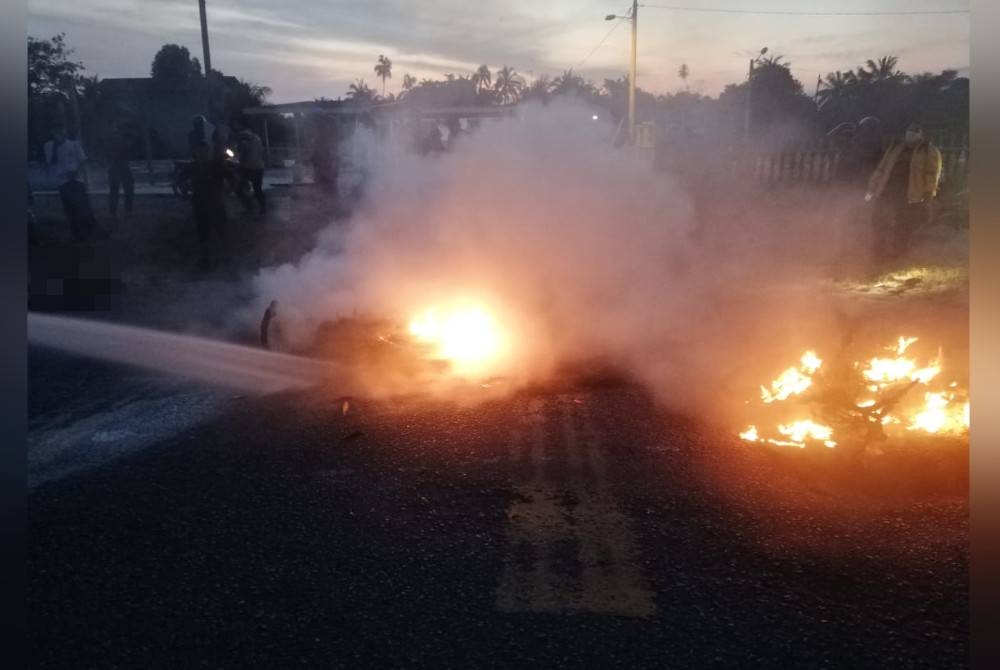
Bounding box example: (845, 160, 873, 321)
(739, 336, 968, 449)
(408, 305, 505, 376)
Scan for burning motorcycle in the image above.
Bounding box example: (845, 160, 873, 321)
(259, 301, 506, 386)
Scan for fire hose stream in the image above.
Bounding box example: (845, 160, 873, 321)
(28, 313, 341, 394)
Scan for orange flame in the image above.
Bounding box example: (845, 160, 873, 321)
(408, 306, 504, 374)
(740, 336, 967, 449)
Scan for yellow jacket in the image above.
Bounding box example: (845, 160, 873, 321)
(868, 141, 942, 204)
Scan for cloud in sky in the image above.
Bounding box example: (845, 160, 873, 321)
(28, 0, 969, 102)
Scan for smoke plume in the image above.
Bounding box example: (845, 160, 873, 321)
(250, 98, 920, 418)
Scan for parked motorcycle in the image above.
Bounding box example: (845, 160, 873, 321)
(171, 147, 240, 199)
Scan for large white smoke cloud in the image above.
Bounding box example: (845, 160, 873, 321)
(251, 99, 868, 416)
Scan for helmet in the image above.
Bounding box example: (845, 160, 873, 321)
(858, 116, 880, 129)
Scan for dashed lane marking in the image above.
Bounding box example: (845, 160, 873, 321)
(496, 394, 655, 616)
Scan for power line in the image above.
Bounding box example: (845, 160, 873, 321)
(640, 4, 968, 16)
(575, 19, 623, 69)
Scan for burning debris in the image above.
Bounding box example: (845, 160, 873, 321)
(256, 298, 506, 389)
(739, 336, 968, 450)
(407, 305, 505, 375)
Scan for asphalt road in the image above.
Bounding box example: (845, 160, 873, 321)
(28, 349, 968, 669)
(28, 186, 969, 668)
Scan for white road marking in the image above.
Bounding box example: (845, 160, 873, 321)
(496, 394, 655, 616)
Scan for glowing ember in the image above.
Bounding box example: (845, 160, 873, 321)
(739, 335, 968, 449)
(408, 306, 503, 373)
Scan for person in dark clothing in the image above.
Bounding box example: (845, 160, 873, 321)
(187, 115, 215, 157)
(189, 142, 228, 265)
(106, 124, 135, 218)
(234, 119, 267, 215)
(311, 119, 340, 196)
(827, 121, 857, 184)
(420, 123, 445, 154)
(260, 300, 280, 349)
(445, 117, 462, 150)
(852, 116, 884, 187)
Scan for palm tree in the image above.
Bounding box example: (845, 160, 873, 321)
(522, 74, 551, 102)
(347, 78, 375, 102)
(817, 70, 853, 106)
(678, 63, 689, 91)
(471, 64, 492, 94)
(402, 73, 416, 91)
(550, 69, 596, 97)
(855, 56, 901, 84)
(493, 65, 524, 104)
(757, 54, 788, 69)
(374, 54, 392, 96)
(907, 69, 958, 90)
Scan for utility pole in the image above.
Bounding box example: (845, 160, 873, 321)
(198, 0, 212, 77)
(605, 2, 638, 145)
(744, 47, 766, 141)
(628, 0, 638, 145)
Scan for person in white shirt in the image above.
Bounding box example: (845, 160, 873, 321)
(43, 127, 97, 241)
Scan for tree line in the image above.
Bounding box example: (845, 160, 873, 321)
(27, 35, 272, 160)
(28, 33, 968, 159)
(347, 53, 968, 144)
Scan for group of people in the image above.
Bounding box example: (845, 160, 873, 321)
(186, 114, 268, 265)
(36, 115, 268, 265)
(40, 122, 140, 243)
(37, 112, 942, 271)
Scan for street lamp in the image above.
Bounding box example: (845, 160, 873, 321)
(606, 1, 638, 145)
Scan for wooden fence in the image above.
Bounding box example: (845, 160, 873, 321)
(747, 134, 968, 193)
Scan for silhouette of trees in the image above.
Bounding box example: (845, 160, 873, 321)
(26, 35, 970, 158)
(28, 34, 87, 155)
(471, 65, 492, 94)
(493, 65, 525, 104)
(814, 56, 967, 137)
(347, 78, 377, 103)
(151, 44, 202, 89)
(521, 75, 552, 103)
(717, 55, 819, 139)
(549, 69, 599, 100)
(856, 56, 903, 84)
(374, 54, 392, 96)
(28, 34, 84, 98)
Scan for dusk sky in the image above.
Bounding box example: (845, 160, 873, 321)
(28, 0, 970, 103)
